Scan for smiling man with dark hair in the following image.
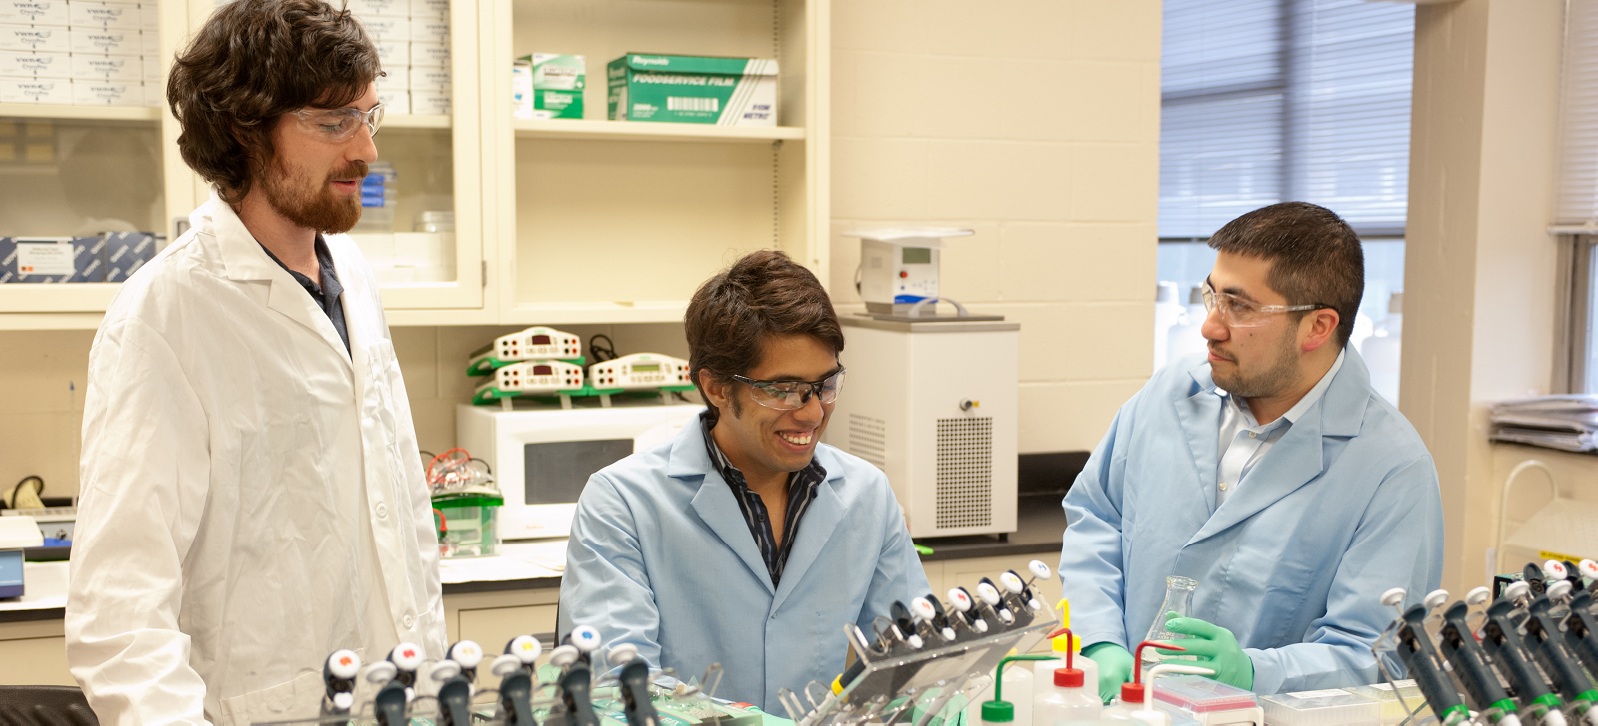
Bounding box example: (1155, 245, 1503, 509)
(560, 250, 931, 710)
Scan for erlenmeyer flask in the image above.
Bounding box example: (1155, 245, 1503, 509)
(1141, 575, 1198, 665)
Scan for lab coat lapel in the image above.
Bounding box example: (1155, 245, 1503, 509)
(771, 468, 844, 611)
(677, 430, 777, 595)
(1183, 350, 1374, 545)
(1187, 417, 1324, 544)
(1176, 361, 1224, 514)
(205, 193, 352, 367)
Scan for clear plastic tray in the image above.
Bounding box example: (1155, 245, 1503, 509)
(1260, 688, 1381, 725)
(1150, 674, 1259, 712)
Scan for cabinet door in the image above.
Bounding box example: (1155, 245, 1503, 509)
(484, 0, 829, 325)
(457, 603, 558, 668)
(0, 0, 487, 330)
(0, 634, 73, 686)
(326, 0, 486, 315)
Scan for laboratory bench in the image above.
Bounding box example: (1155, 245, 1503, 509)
(0, 504, 1068, 687)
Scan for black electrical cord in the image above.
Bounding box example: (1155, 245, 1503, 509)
(589, 334, 618, 363)
(7, 475, 44, 510)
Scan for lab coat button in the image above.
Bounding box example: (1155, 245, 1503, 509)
(1219, 482, 1229, 491)
(402, 614, 415, 629)
(376, 503, 389, 519)
(1249, 432, 1257, 439)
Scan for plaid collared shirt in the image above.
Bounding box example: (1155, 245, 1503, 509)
(699, 412, 825, 587)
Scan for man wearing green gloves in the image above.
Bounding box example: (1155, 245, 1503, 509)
(1059, 202, 1444, 698)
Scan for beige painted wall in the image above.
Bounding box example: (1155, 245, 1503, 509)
(0, 1, 1162, 498)
(828, 0, 1163, 453)
(1403, 0, 1564, 594)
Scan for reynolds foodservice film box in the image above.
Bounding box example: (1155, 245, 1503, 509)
(103, 231, 156, 282)
(606, 53, 776, 126)
(513, 53, 583, 120)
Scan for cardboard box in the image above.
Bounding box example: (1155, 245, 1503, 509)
(606, 53, 777, 126)
(103, 231, 156, 282)
(408, 65, 448, 92)
(372, 37, 406, 68)
(71, 79, 143, 105)
(357, 14, 408, 42)
(0, 23, 65, 52)
(410, 17, 448, 46)
(346, 0, 408, 18)
(0, 75, 68, 103)
(70, 27, 138, 56)
(411, 89, 448, 115)
(374, 86, 409, 114)
(0, 237, 73, 283)
(411, 0, 448, 21)
(0, 49, 67, 77)
(513, 53, 584, 120)
(70, 53, 139, 81)
(409, 41, 448, 69)
(68, 1, 141, 31)
(376, 64, 408, 89)
(0, 1, 68, 27)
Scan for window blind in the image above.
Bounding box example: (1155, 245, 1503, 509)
(1555, 0, 1598, 227)
(1160, 0, 1415, 239)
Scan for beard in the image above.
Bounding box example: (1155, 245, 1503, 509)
(260, 156, 368, 234)
(1210, 329, 1300, 399)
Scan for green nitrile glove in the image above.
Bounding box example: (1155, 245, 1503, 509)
(1081, 642, 1134, 703)
(1155, 615, 1254, 690)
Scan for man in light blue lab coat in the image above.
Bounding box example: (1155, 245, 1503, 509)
(560, 250, 931, 711)
(1061, 202, 1443, 698)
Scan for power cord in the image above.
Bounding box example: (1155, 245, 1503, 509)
(7, 475, 45, 510)
(589, 334, 618, 363)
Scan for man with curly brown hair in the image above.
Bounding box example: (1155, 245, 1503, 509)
(65, 2, 444, 722)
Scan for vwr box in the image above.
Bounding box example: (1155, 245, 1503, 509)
(607, 53, 776, 126)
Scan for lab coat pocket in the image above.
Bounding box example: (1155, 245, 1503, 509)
(216, 668, 325, 726)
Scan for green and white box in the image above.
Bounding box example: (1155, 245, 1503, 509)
(513, 53, 584, 120)
(607, 53, 776, 126)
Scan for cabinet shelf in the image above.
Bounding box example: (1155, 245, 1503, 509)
(513, 118, 804, 144)
(502, 300, 691, 325)
(0, 103, 160, 123)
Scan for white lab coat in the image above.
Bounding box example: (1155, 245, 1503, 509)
(66, 194, 446, 725)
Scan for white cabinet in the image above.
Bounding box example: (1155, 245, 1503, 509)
(480, 0, 828, 325)
(0, 0, 830, 330)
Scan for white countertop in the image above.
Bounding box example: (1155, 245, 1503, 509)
(1, 540, 571, 615)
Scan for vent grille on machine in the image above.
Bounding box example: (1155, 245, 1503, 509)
(935, 417, 993, 529)
(848, 413, 888, 470)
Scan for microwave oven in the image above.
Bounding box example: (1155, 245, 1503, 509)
(455, 402, 705, 540)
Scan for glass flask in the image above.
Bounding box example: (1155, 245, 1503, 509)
(1141, 575, 1199, 665)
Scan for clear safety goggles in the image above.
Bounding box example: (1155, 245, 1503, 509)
(291, 103, 384, 143)
(731, 368, 846, 410)
(1201, 284, 1330, 328)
